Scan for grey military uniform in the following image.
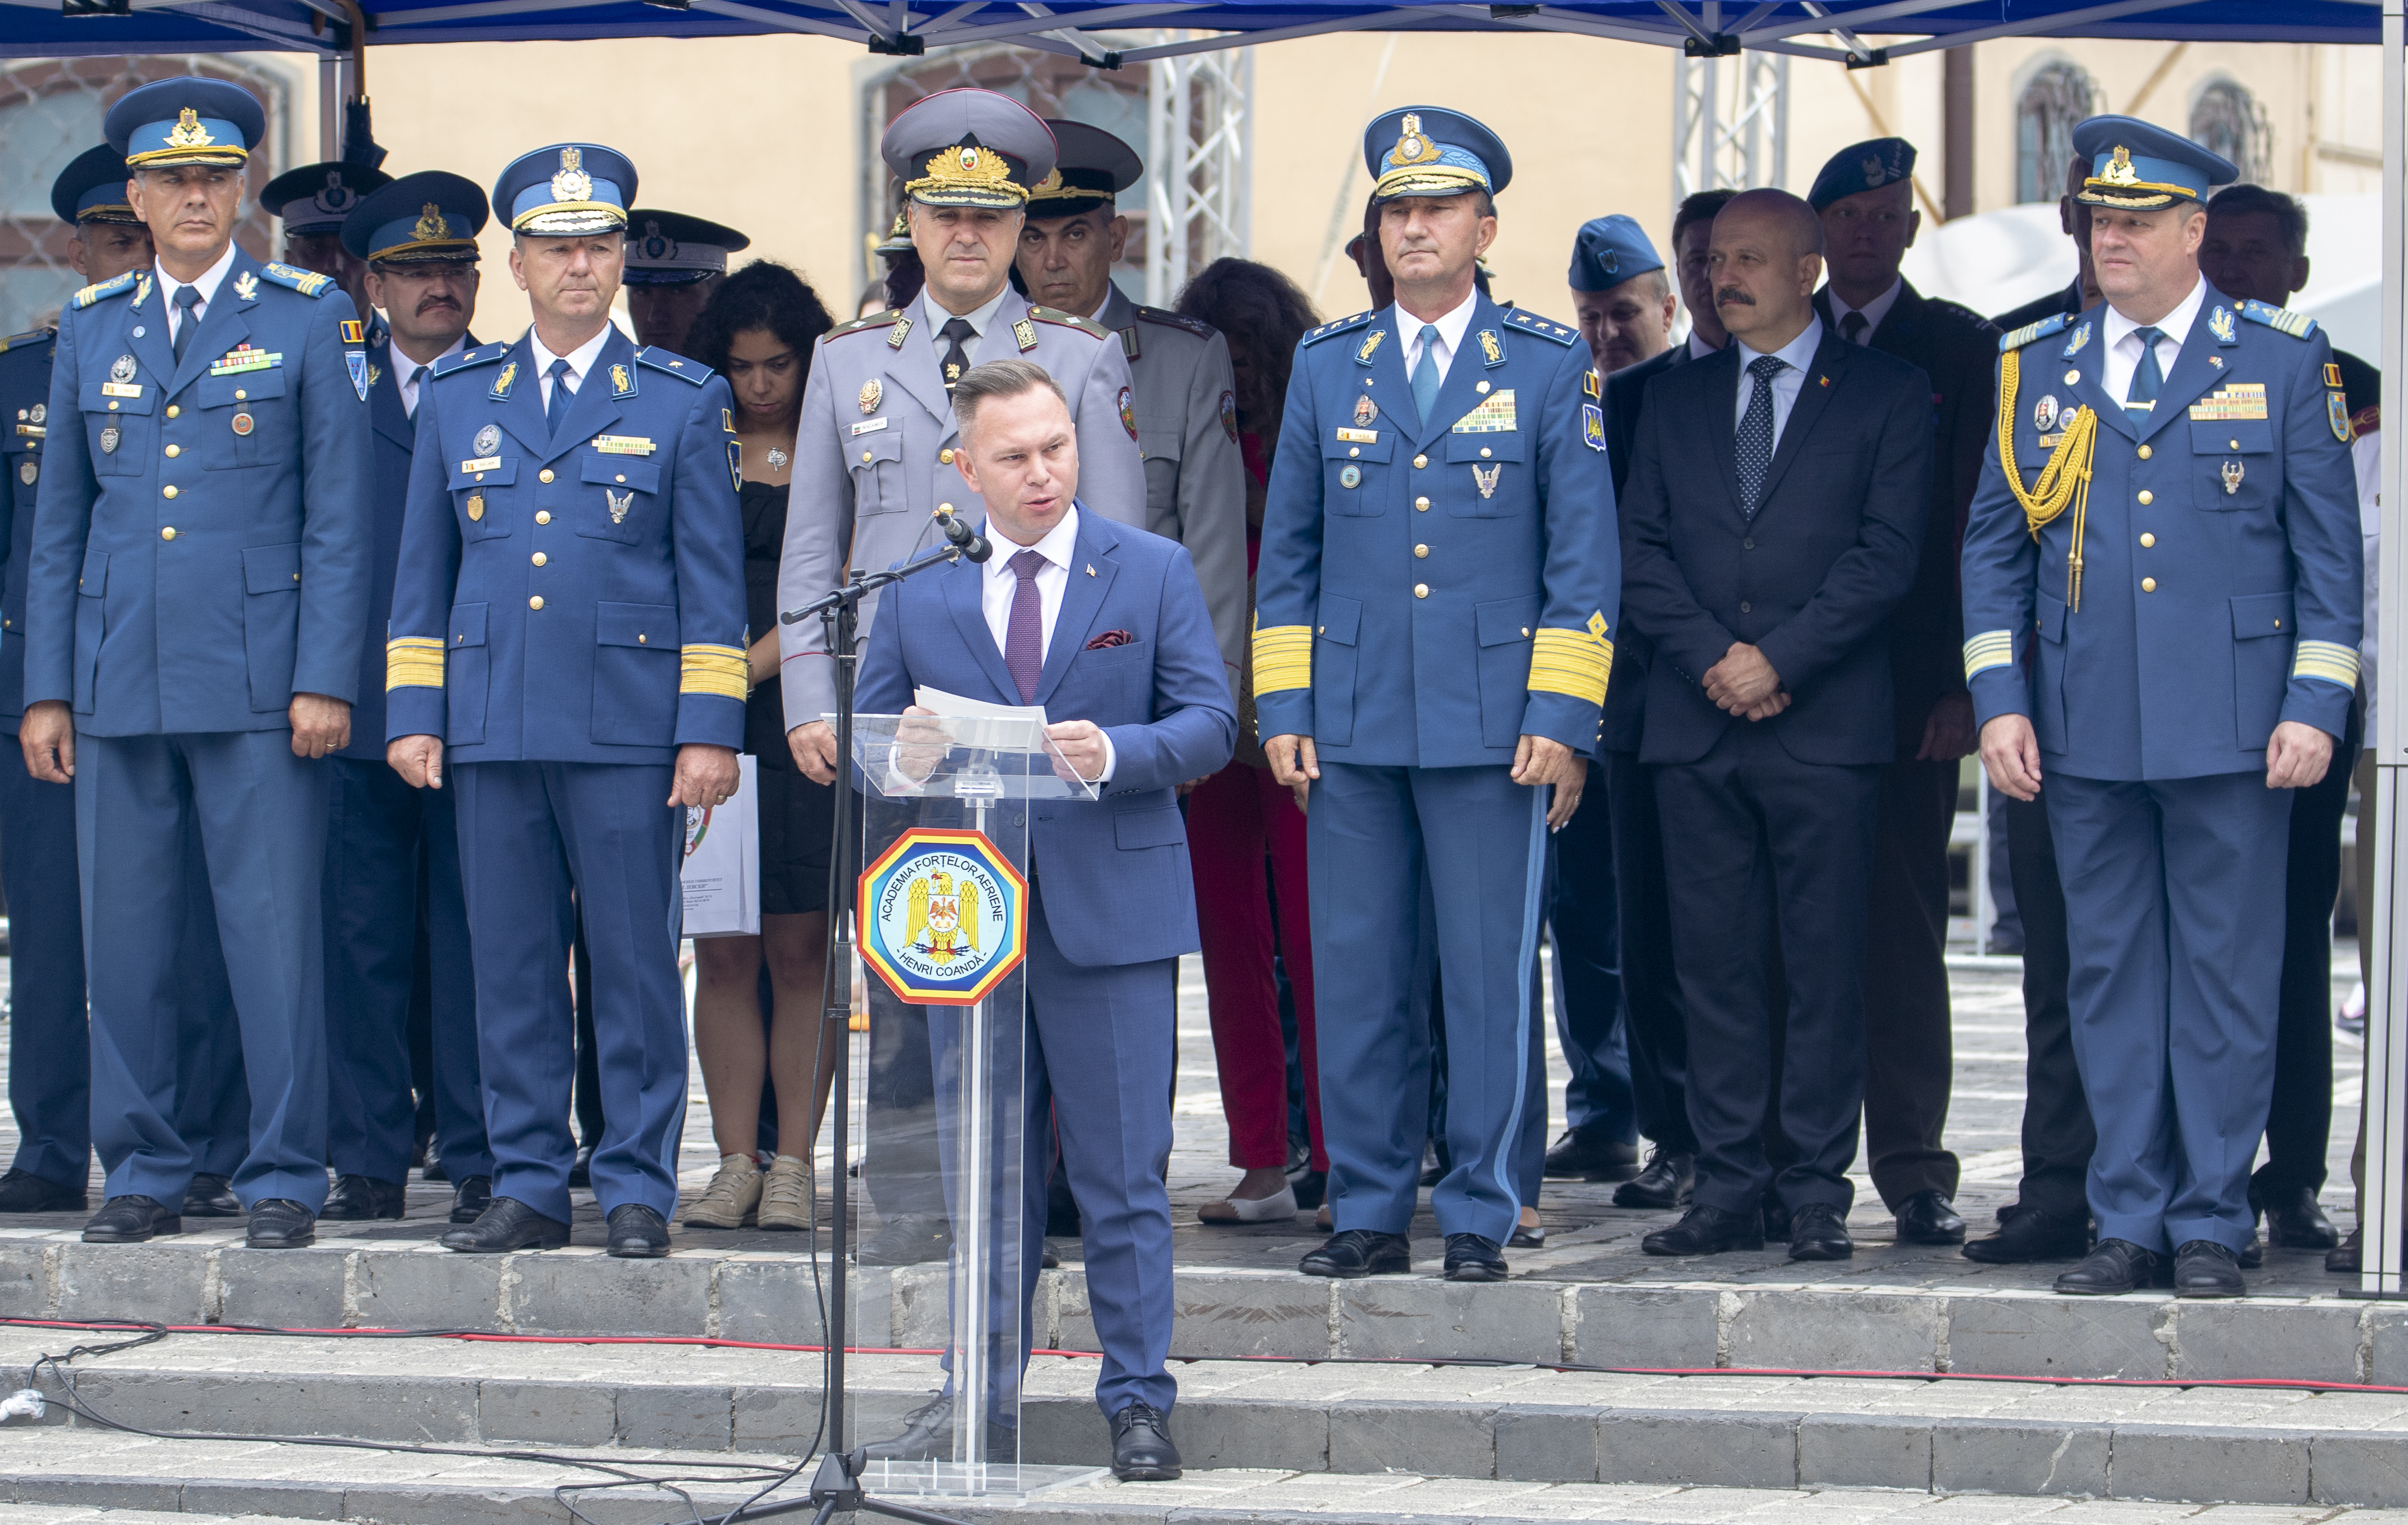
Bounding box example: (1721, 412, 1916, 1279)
(1098, 285, 1247, 672)
(776, 283, 1147, 726)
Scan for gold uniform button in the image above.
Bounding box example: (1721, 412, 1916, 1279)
(2140, 533, 2155, 548)
(165, 405, 179, 419)
(2230, 438, 2240, 450)
(161, 485, 177, 499)
(1413, 454, 1428, 469)
(536, 510, 551, 525)
(2137, 444, 2151, 460)
(1413, 583, 1428, 599)
(233, 389, 245, 401)
(1349, 447, 1360, 459)
(1414, 496, 1430, 512)
(2141, 577, 2157, 593)
(637, 633, 646, 644)
(160, 526, 175, 540)
(538, 468, 555, 484)
(163, 444, 179, 458)
(940, 448, 955, 465)
(529, 596, 545, 611)
(1414, 544, 1428, 558)
(1480, 447, 1492, 459)
(615, 474, 626, 484)
(2136, 489, 2153, 505)
(861, 451, 873, 463)
(532, 552, 547, 567)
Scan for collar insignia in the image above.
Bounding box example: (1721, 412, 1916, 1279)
(1356, 328, 1385, 366)
(492, 360, 518, 400)
(233, 270, 259, 302)
(2209, 306, 2238, 345)
(1477, 330, 1505, 367)
(2061, 322, 2091, 358)
(611, 363, 634, 398)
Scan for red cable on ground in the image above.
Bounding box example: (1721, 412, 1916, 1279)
(1, 1315, 2397, 1395)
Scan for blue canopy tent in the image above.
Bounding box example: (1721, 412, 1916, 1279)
(7, 0, 2408, 1302)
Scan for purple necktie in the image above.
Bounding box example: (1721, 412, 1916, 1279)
(1005, 549, 1046, 702)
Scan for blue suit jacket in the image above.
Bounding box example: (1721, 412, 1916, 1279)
(1961, 288, 2362, 779)
(1251, 298, 1619, 767)
(0, 326, 55, 730)
(852, 509, 1235, 970)
(1619, 329, 1932, 768)
(28, 252, 373, 734)
(384, 328, 748, 764)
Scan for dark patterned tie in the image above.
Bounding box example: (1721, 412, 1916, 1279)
(1005, 549, 1046, 703)
(941, 318, 977, 392)
(1840, 310, 1869, 345)
(545, 357, 574, 436)
(170, 286, 201, 364)
(1735, 354, 1785, 520)
(2126, 325, 2167, 409)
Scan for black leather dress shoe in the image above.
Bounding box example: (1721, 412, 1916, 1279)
(2055, 1237, 2160, 1295)
(422, 1141, 449, 1183)
(2173, 1239, 2245, 1298)
(2330, 1227, 2363, 1274)
(1788, 1203, 1853, 1261)
(451, 1175, 493, 1225)
(1893, 1190, 1965, 1245)
(568, 1145, 594, 1188)
(183, 1172, 241, 1217)
(0, 1168, 86, 1214)
(1962, 1205, 2090, 1263)
(1110, 1401, 1182, 1482)
(322, 1174, 406, 1221)
(1613, 1149, 1695, 1210)
(2258, 1184, 2340, 1250)
(441, 1196, 570, 1253)
(1443, 1232, 1508, 1281)
(1642, 1204, 1763, 1257)
(247, 1198, 317, 1249)
(859, 1394, 1015, 1463)
(1288, 1168, 1327, 1211)
(858, 1213, 954, 1266)
(1299, 1228, 1411, 1277)
(606, 1204, 671, 1258)
(82, 1195, 179, 1243)
(2239, 1234, 2264, 1269)
(1542, 1130, 1639, 1180)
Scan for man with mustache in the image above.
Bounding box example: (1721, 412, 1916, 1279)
(317, 172, 495, 1227)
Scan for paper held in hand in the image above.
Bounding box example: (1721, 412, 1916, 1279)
(680, 753, 760, 938)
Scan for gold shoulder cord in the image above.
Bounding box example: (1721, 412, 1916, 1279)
(1996, 348, 2100, 611)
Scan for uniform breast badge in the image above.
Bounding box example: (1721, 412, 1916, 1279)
(16, 461, 33, 486)
(100, 425, 120, 454)
(1353, 393, 1378, 426)
(233, 270, 258, 303)
(473, 423, 502, 458)
(2222, 459, 2245, 495)
(2033, 394, 2059, 433)
(1471, 463, 1501, 499)
(230, 411, 253, 436)
(104, 355, 141, 401)
(859, 380, 882, 415)
(606, 487, 634, 523)
(465, 491, 485, 522)
(1338, 464, 1361, 489)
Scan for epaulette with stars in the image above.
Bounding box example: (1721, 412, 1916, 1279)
(2239, 299, 2319, 340)
(827, 310, 902, 341)
(1300, 311, 1376, 347)
(1028, 306, 1111, 341)
(70, 271, 138, 309)
(432, 343, 508, 377)
(1501, 309, 1578, 346)
(637, 346, 712, 383)
(1998, 312, 2070, 353)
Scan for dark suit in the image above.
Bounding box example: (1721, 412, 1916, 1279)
(1619, 324, 1930, 1214)
(1813, 281, 1995, 1212)
(1992, 279, 2084, 337)
(1594, 341, 1698, 1158)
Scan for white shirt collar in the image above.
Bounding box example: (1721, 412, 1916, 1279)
(926, 282, 1013, 342)
(2104, 275, 2208, 357)
(983, 502, 1082, 573)
(156, 243, 239, 317)
(1687, 329, 1723, 361)
(1396, 288, 1479, 364)
(1829, 277, 1903, 341)
(1736, 313, 1825, 376)
(527, 323, 613, 390)
(397, 333, 468, 415)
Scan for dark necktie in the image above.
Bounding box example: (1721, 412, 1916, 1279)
(545, 357, 575, 436)
(1004, 549, 1046, 703)
(940, 318, 976, 392)
(404, 364, 429, 419)
(170, 286, 202, 364)
(2126, 325, 2167, 409)
(1840, 310, 1869, 344)
(1735, 354, 1785, 520)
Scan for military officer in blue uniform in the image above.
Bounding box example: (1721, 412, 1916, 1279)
(1962, 117, 2362, 1298)
(259, 160, 392, 348)
(1254, 107, 1616, 1282)
(387, 142, 747, 1259)
(317, 172, 494, 1225)
(623, 208, 748, 355)
(22, 79, 374, 1250)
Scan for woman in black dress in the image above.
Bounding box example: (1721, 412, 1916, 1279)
(680, 262, 837, 1231)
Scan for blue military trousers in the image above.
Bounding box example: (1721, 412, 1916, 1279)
(2046, 769, 2290, 1254)
(1309, 762, 1550, 1246)
(451, 761, 686, 1223)
(0, 741, 86, 1190)
(324, 756, 488, 1185)
(78, 729, 327, 1209)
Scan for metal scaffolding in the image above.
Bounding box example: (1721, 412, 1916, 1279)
(1144, 42, 1252, 307)
(1670, 46, 1791, 219)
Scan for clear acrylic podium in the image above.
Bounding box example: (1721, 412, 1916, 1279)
(844, 714, 1103, 1502)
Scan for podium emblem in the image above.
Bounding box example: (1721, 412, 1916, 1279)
(860, 828, 1028, 1004)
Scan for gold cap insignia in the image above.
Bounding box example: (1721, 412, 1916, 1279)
(414, 203, 450, 241)
(2101, 146, 2139, 187)
(167, 109, 214, 149)
(1389, 113, 1441, 168)
(551, 147, 594, 205)
(917, 146, 1015, 191)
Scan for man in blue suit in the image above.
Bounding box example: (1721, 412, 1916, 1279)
(1254, 107, 1616, 1284)
(22, 79, 374, 1250)
(852, 357, 1233, 1481)
(1962, 118, 2362, 1298)
(387, 142, 747, 1261)
(318, 172, 494, 1226)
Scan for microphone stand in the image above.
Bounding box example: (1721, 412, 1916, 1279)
(755, 513, 990, 1525)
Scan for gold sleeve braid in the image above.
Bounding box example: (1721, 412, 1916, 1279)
(1996, 347, 2101, 612)
(680, 643, 751, 700)
(1252, 618, 1313, 695)
(385, 636, 445, 691)
(1528, 619, 1612, 708)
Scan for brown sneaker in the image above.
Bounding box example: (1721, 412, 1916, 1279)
(758, 1155, 813, 1231)
(682, 1155, 761, 1229)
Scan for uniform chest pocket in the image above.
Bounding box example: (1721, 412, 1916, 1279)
(1323, 433, 1392, 516)
(194, 367, 286, 469)
(576, 454, 659, 545)
(1444, 431, 1526, 518)
(80, 382, 152, 477)
(2188, 419, 2275, 511)
(451, 459, 518, 541)
(849, 429, 907, 517)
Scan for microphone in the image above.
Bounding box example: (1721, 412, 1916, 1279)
(936, 505, 992, 564)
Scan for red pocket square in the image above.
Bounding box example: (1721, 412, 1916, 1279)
(1085, 629, 1135, 650)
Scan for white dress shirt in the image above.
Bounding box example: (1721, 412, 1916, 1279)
(396, 333, 467, 419)
(980, 504, 1115, 783)
(2102, 276, 2207, 409)
(528, 324, 614, 415)
(1687, 329, 1723, 361)
(1829, 277, 1902, 343)
(156, 243, 239, 348)
(1399, 290, 1479, 388)
(1732, 315, 1826, 450)
(928, 285, 1013, 367)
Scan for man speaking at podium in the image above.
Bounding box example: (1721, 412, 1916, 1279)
(851, 356, 1233, 1480)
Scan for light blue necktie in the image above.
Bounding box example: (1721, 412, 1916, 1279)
(545, 357, 576, 436)
(1411, 324, 1443, 421)
(2126, 325, 2167, 410)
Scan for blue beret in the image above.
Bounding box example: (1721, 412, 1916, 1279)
(494, 144, 635, 236)
(2072, 114, 2237, 210)
(1569, 215, 1663, 292)
(1808, 138, 1916, 210)
(105, 79, 264, 170)
(1364, 107, 1512, 201)
(344, 171, 488, 264)
(51, 143, 139, 226)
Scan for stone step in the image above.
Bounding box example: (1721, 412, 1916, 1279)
(0, 1509, 265, 1525)
(3, 1226, 2400, 1385)
(7, 1330, 2408, 1508)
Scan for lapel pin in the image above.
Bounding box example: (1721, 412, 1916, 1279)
(1085, 564, 1097, 577)
(1818, 375, 1830, 387)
